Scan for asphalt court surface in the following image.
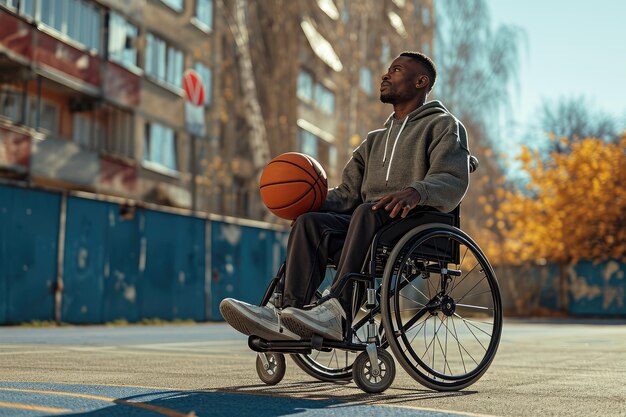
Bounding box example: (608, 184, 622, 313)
(0, 382, 476, 417)
(1, 320, 625, 416)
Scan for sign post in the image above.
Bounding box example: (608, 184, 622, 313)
(183, 69, 206, 137)
(182, 69, 206, 211)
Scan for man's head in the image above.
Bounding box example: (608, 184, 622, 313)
(380, 51, 437, 105)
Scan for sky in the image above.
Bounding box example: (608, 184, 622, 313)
(485, 0, 626, 139)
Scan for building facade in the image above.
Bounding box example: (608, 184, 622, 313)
(0, 0, 433, 222)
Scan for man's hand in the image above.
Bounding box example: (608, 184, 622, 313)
(372, 188, 421, 218)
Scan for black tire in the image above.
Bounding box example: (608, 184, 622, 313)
(256, 353, 286, 385)
(352, 348, 396, 393)
(290, 303, 378, 382)
(291, 352, 354, 382)
(381, 224, 503, 391)
(290, 267, 367, 383)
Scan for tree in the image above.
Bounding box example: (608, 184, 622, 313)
(488, 135, 626, 266)
(434, 0, 525, 245)
(435, 0, 525, 141)
(538, 96, 622, 153)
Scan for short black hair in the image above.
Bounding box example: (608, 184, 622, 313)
(399, 51, 437, 92)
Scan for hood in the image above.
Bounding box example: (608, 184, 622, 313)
(383, 100, 450, 127)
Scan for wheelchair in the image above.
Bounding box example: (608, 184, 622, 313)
(248, 156, 503, 393)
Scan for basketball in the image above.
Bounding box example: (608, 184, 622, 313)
(259, 152, 328, 220)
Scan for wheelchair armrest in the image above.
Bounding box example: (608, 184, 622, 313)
(469, 155, 479, 173)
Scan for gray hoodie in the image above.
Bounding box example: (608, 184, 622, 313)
(322, 100, 470, 214)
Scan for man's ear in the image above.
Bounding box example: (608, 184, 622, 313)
(416, 75, 429, 89)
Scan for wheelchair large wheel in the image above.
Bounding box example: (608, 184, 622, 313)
(381, 224, 503, 391)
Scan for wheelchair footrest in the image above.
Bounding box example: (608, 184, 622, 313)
(248, 335, 367, 354)
(248, 336, 312, 354)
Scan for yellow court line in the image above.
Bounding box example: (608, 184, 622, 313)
(0, 387, 114, 402)
(0, 400, 70, 413)
(0, 388, 195, 417)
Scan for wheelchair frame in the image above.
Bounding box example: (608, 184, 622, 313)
(248, 157, 503, 393)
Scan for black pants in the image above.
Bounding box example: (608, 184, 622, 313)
(282, 203, 393, 311)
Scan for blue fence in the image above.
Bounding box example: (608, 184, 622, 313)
(568, 261, 626, 315)
(0, 183, 287, 324)
(1, 182, 623, 323)
(0, 186, 60, 323)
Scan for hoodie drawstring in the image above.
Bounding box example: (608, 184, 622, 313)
(382, 116, 409, 185)
(382, 120, 393, 167)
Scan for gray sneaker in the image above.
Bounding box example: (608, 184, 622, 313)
(219, 298, 300, 340)
(281, 298, 346, 341)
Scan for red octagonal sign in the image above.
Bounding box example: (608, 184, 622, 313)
(182, 69, 205, 107)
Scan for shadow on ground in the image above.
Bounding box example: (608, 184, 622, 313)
(57, 382, 476, 417)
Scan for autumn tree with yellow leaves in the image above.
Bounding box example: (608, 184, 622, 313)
(484, 135, 626, 266)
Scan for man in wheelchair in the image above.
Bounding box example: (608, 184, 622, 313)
(221, 51, 470, 343)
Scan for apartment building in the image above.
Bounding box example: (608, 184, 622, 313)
(0, 0, 217, 210)
(0, 0, 433, 221)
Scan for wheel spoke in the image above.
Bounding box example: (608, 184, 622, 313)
(456, 303, 494, 312)
(434, 315, 451, 375)
(453, 312, 494, 337)
(456, 289, 494, 302)
(404, 314, 429, 354)
(455, 274, 487, 304)
(420, 315, 445, 363)
(449, 261, 480, 294)
(450, 316, 467, 374)
(399, 292, 427, 307)
(457, 313, 488, 352)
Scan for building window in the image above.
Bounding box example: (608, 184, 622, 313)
(329, 144, 337, 173)
(193, 62, 213, 105)
(37, 101, 59, 134)
(0, 89, 22, 122)
(381, 38, 391, 65)
(144, 122, 177, 171)
(0, 0, 18, 9)
(0, 90, 59, 134)
(194, 0, 213, 31)
(359, 67, 373, 95)
(340, 2, 349, 23)
(145, 33, 184, 89)
(108, 12, 138, 69)
(72, 113, 104, 151)
(36, 0, 102, 52)
(104, 107, 134, 157)
(298, 70, 335, 114)
(298, 128, 318, 159)
(160, 0, 183, 12)
(297, 70, 313, 102)
(19, 0, 35, 18)
(297, 128, 337, 174)
(314, 83, 335, 114)
(422, 7, 430, 27)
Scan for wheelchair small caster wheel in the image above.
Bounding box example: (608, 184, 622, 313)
(352, 348, 395, 393)
(256, 353, 286, 385)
